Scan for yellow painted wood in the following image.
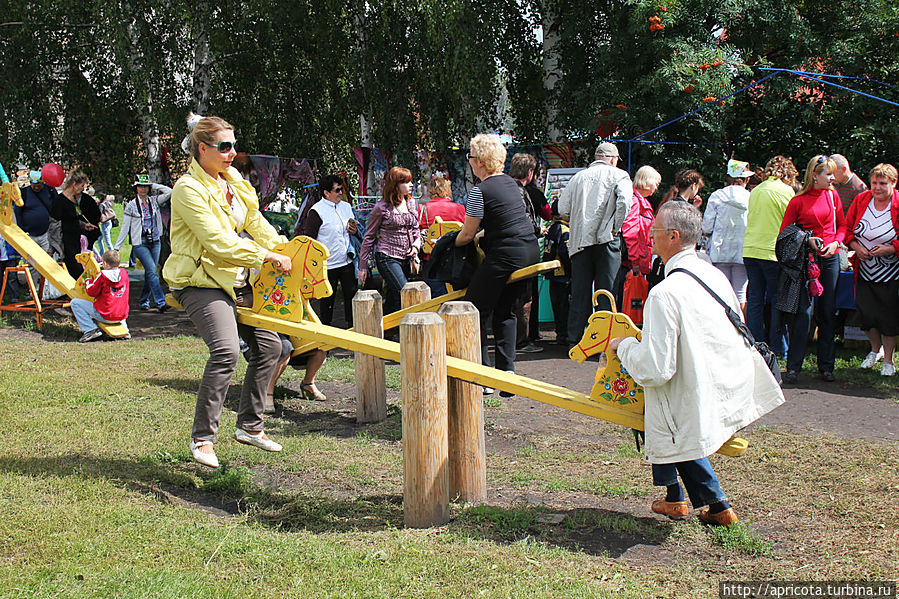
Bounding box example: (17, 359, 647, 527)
(569, 290, 644, 421)
(252, 236, 332, 321)
(421, 216, 462, 255)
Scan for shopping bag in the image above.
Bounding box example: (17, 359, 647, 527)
(622, 272, 649, 325)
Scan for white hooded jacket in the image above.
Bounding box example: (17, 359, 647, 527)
(701, 185, 750, 264)
(617, 250, 784, 463)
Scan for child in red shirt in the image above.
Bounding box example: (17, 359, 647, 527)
(70, 249, 130, 342)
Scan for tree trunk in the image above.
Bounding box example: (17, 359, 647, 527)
(126, 19, 163, 182)
(541, 0, 562, 142)
(191, 24, 212, 115)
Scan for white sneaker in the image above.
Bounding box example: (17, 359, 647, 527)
(234, 428, 282, 452)
(881, 363, 895, 377)
(860, 350, 884, 369)
(483, 386, 495, 395)
(190, 440, 219, 469)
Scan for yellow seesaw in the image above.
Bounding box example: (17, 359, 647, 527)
(0, 181, 128, 338)
(199, 227, 747, 457)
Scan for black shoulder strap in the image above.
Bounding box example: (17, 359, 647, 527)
(668, 267, 757, 346)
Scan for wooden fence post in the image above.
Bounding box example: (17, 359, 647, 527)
(401, 312, 449, 528)
(438, 301, 486, 503)
(400, 281, 431, 309)
(353, 290, 387, 423)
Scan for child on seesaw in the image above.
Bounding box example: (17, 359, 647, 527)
(70, 249, 130, 342)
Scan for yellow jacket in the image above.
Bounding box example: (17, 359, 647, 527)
(162, 159, 285, 297)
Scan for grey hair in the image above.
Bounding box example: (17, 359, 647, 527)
(829, 153, 849, 169)
(658, 201, 702, 248)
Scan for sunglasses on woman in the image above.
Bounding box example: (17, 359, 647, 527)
(204, 140, 237, 153)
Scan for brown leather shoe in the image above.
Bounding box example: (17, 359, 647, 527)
(698, 507, 739, 526)
(651, 499, 689, 520)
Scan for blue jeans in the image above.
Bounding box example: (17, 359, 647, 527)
(132, 241, 166, 309)
(70, 297, 128, 333)
(744, 257, 787, 358)
(652, 458, 727, 509)
(94, 221, 113, 255)
(375, 252, 410, 315)
(786, 253, 839, 373)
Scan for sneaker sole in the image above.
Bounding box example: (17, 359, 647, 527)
(234, 435, 282, 452)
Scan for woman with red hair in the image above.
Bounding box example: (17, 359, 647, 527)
(358, 167, 422, 314)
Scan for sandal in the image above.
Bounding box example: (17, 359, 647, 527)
(300, 381, 327, 401)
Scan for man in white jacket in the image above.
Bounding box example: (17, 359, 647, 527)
(558, 142, 632, 344)
(609, 201, 784, 526)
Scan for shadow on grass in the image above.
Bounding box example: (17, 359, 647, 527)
(452, 503, 672, 558)
(0, 454, 671, 557)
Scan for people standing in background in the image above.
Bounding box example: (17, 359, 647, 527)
(418, 173, 466, 297)
(841, 163, 899, 377)
(701, 160, 752, 312)
(95, 194, 116, 255)
(52, 170, 102, 278)
(114, 175, 173, 312)
(779, 155, 845, 384)
(304, 174, 359, 327)
(456, 134, 539, 394)
(830, 154, 868, 214)
(358, 167, 421, 316)
(558, 142, 632, 343)
(742, 155, 799, 360)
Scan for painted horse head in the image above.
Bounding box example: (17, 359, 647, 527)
(0, 182, 23, 227)
(569, 290, 641, 363)
(422, 216, 463, 255)
(251, 236, 332, 322)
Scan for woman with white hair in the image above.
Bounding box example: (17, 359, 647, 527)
(456, 134, 539, 392)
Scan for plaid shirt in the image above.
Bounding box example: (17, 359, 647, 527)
(359, 197, 421, 269)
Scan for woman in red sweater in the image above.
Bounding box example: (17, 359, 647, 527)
(779, 155, 845, 382)
(841, 163, 899, 376)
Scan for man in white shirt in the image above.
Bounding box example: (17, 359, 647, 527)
(558, 142, 632, 344)
(609, 201, 784, 526)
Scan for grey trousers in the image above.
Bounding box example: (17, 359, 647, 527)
(567, 238, 621, 344)
(174, 286, 281, 442)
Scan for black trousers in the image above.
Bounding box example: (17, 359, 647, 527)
(465, 240, 539, 372)
(319, 263, 358, 327)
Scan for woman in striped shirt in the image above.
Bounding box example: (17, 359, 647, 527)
(842, 163, 899, 376)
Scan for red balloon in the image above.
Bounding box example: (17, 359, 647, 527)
(41, 163, 64, 187)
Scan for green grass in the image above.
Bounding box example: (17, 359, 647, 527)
(1, 324, 897, 596)
(786, 345, 899, 399)
(707, 521, 773, 556)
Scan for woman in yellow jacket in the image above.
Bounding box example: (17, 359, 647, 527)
(163, 115, 293, 469)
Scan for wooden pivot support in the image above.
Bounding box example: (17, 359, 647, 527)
(438, 301, 486, 503)
(401, 312, 449, 528)
(353, 290, 386, 423)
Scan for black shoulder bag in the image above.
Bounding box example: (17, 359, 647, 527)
(669, 268, 782, 385)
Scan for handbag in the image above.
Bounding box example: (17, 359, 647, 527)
(669, 267, 782, 385)
(622, 272, 649, 325)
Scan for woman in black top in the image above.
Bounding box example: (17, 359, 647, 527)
(456, 134, 539, 383)
(52, 170, 102, 278)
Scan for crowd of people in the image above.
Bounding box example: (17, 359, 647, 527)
(4, 117, 893, 526)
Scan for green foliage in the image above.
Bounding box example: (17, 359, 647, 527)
(1, 0, 897, 191)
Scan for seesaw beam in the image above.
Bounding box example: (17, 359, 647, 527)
(286, 261, 560, 357)
(237, 309, 645, 431)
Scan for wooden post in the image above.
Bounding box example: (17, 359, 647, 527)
(353, 290, 387, 423)
(438, 301, 486, 503)
(400, 281, 431, 310)
(401, 312, 449, 528)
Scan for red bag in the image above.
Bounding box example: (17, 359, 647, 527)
(622, 272, 649, 325)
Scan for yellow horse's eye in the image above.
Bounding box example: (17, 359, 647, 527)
(591, 333, 597, 339)
(312, 261, 317, 266)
